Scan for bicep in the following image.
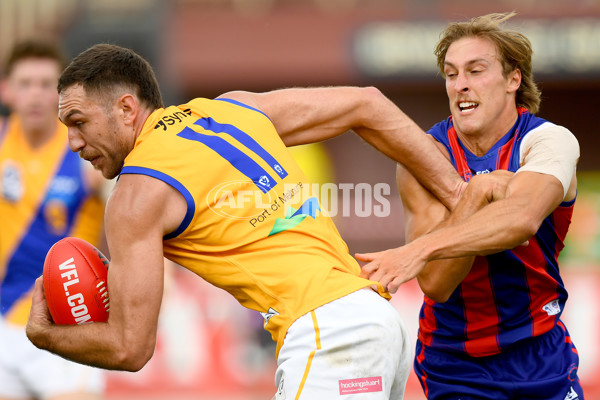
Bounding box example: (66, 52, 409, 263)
(505, 170, 564, 224)
(218, 87, 373, 146)
(104, 175, 183, 341)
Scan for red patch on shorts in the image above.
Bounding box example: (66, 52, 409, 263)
(339, 376, 383, 395)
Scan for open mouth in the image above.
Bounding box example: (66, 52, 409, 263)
(458, 101, 478, 113)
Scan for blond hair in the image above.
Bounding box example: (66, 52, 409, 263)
(434, 12, 541, 114)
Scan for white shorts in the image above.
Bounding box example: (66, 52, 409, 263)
(275, 288, 412, 400)
(0, 316, 105, 399)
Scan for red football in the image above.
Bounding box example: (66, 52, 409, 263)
(43, 237, 110, 325)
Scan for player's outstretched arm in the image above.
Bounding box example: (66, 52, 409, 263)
(218, 87, 465, 210)
(358, 170, 567, 292)
(381, 167, 515, 298)
(357, 122, 579, 291)
(382, 159, 476, 300)
(26, 174, 183, 371)
(356, 157, 512, 296)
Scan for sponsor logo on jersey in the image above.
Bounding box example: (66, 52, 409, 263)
(44, 199, 68, 235)
(49, 176, 79, 196)
(564, 386, 579, 400)
(1, 160, 23, 202)
(275, 373, 286, 400)
(543, 299, 561, 316)
(268, 197, 320, 236)
(260, 307, 279, 326)
(339, 377, 383, 395)
(154, 108, 193, 131)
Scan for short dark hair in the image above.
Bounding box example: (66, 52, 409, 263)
(4, 38, 67, 76)
(58, 43, 164, 109)
(435, 12, 541, 114)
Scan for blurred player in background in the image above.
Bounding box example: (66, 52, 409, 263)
(358, 13, 583, 400)
(26, 44, 467, 399)
(0, 39, 106, 400)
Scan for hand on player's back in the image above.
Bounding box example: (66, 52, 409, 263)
(356, 243, 428, 293)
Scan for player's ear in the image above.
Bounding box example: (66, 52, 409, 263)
(507, 68, 521, 94)
(118, 93, 137, 125)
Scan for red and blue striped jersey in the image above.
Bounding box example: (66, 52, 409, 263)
(420, 108, 575, 357)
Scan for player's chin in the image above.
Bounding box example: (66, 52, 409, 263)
(102, 164, 122, 180)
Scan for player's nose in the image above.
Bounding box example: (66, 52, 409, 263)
(68, 128, 86, 153)
(453, 73, 469, 93)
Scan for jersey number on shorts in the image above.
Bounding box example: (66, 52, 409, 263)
(177, 117, 288, 193)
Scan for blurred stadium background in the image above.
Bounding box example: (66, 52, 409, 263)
(1, 0, 599, 399)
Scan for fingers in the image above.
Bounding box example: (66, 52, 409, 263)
(372, 270, 393, 293)
(31, 276, 45, 301)
(359, 260, 379, 279)
(387, 276, 406, 294)
(365, 261, 417, 294)
(29, 275, 52, 325)
(362, 261, 396, 294)
(354, 252, 380, 262)
(357, 249, 415, 295)
(358, 251, 397, 291)
(356, 252, 382, 279)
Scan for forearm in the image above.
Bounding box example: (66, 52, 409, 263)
(352, 97, 463, 210)
(227, 87, 464, 209)
(417, 257, 474, 302)
(416, 197, 535, 263)
(354, 121, 466, 210)
(27, 321, 139, 370)
(415, 188, 482, 302)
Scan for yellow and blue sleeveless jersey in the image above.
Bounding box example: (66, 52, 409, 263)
(0, 115, 104, 326)
(121, 98, 388, 355)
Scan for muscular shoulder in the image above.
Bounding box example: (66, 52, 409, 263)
(215, 91, 261, 110)
(517, 122, 579, 198)
(520, 122, 579, 155)
(107, 174, 187, 239)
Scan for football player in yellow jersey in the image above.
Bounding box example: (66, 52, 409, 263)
(0, 40, 106, 400)
(26, 44, 465, 399)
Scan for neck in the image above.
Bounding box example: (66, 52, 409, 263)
(132, 107, 156, 141)
(457, 109, 519, 157)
